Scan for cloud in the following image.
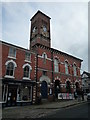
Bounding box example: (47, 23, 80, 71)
(1, 2, 88, 72)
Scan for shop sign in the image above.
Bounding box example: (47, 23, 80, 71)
(58, 93, 74, 100)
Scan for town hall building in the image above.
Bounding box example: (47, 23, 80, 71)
(0, 11, 83, 107)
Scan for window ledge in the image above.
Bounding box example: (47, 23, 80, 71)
(4, 75, 15, 79)
(24, 60, 32, 63)
(16, 100, 32, 102)
(8, 56, 16, 59)
(23, 77, 31, 80)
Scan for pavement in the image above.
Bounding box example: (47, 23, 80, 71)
(2, 96, 87, 119)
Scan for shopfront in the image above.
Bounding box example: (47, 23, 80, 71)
(2, 78, 36, 107)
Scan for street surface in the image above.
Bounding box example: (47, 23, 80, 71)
(42, 102, 89, 118)
(2, 99, 88, 119)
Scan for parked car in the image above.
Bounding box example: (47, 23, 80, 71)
(87, 93, 90, 101)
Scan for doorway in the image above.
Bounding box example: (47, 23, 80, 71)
(7, 85, 17, 106)
(55, 80, 60, 98)
(41, 81, 48, 99)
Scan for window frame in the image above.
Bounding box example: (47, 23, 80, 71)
(8, 47, 16, 59)
(54, 58, 59, 73)
(73, 64, 77, 76)
(23, 63, 32, 80)
(65, 61, 69, 75)
(5, 60, 17, 78)
(25, 52, 31, 62)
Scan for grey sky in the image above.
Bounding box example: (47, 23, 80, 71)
(1, 2, 88, 73)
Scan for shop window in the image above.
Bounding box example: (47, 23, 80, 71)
(2, 85, 7, 102)
(17, 86, 31, 101)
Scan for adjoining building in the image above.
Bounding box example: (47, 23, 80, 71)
(0, 10, 83, 107)
(81, 71, 90, 94)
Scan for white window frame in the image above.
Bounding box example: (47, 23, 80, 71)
(22, 63, 32, 80)
(8, 47, 16, 59)
(25, 52, 31, 62)
(65, 61, 69, 75)
(73, 64, 77, 76)
(54, 58, 59, 73)
(42, 52, 47, 64)
(5, 60, 17, 78)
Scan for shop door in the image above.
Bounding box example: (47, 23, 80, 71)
(7, 86, 17, 106)
(41, 81, 48, 99)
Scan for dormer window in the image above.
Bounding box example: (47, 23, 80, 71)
(8, 47, 16, 58)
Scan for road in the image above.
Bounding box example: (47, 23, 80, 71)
(42, 102, 90, 118)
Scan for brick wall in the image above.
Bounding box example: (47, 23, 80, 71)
(1, 42, 36, 81)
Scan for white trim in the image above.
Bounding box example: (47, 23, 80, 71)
(5, 59, 17, 67)
(65, 78, 71, 84)
(8, 56, 16, 60)
(4, 75, 15, 79)
(22, 63, 32, 70)
(64, 59, 69, 64)
(23, 77, 31, 80)
(73, 62, 77, 66)
(16, 100, 32, 102)
(42, 52, 47, 59)
(38, 55, 52, 61)
(24, 60, 32, 63)
(40, 75, 50, 84)
(75, 80, 80, 84)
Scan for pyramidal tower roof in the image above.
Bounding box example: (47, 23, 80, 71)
(30, 10, 51, 21)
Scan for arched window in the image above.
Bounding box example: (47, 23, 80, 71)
(24, 66, 29, 78)
(23, 63, 32, 79)
(42, 52, 47, 64)
(6, 62, 15, 76)
(54, 59, 59, 72)
(73, 64, 77, 76)
(5, 60, 17, 77)
(65, 61, 69, 74)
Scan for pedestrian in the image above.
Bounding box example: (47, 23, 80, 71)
(74, 91, 77, 99)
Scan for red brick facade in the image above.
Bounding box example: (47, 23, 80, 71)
(1, 11, 83, 107)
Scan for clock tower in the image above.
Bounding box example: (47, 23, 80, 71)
(30, 10, 51, 49)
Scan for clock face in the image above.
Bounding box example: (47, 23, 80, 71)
(43, 25, 47, 32)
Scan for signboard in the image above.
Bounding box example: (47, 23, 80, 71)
(58, 93, 74, 100)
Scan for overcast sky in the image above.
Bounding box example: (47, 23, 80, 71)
(0, 1, 88, 73)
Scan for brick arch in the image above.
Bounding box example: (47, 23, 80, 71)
(40, 75, 50, 84)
